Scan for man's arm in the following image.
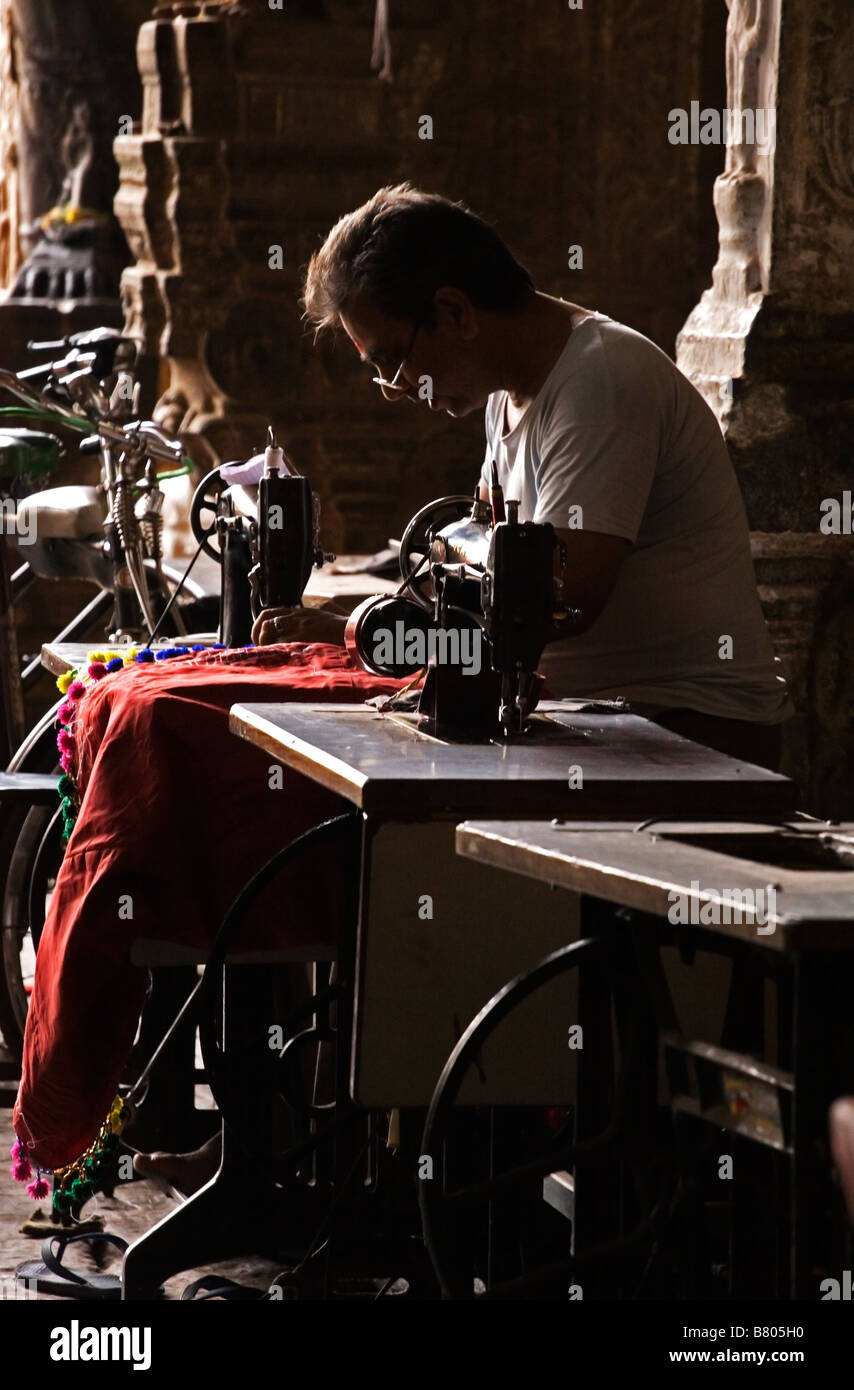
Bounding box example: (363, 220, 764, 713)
(549, 528, 630, 639)
(478, 487, 629, 638)
(252, 527, 629, 647)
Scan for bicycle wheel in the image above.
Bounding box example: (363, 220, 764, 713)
(0, 688, 74, 1053)
(0, 796, 59, 1055)
(0, 710, 62, 1057)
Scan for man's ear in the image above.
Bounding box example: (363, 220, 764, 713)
(432, 287, 479, 339)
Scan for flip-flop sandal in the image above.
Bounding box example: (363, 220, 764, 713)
(16, 1231, 128, 1300)
(19, 1209, 106, 1239)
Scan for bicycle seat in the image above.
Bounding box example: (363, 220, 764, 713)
(15, 485, 104, 539)
(0, 428, 60, 482)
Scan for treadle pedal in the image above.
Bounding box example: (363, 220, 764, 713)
(0, 771, 60, 804)
(270, 1273, 411, 1300)
(543, 1169, 575, 1222)
(335, 1276, 410, 1299)
(665, 1035, 793, 1153)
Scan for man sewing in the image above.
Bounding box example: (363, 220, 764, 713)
(17, 184, 792, 1207)
(256, 182, 792, 770)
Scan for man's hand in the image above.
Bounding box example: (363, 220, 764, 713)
(251, 605, 348, 647)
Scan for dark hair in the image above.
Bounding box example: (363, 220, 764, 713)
(302, 183, 534, 333)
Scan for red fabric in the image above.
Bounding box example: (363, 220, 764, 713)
(14, 644, 403, 1171)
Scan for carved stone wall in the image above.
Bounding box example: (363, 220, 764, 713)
(677, 0, 854, 814)
(0, 0, 19, 289)
(114, 0, 727, 555)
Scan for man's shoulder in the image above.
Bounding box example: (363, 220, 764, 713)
(542, 314, 695, 430)
(571, 315, 678, 376)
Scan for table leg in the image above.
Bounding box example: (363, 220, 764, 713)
(573, 895, 619, 1296)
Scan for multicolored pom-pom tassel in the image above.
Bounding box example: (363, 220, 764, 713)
(51, 1095, 130, 1218)
(52, 644, 203, 845)
(10, 1139, 32, 1184)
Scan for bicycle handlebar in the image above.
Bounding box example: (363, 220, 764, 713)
(0, 370, 186, 468)
(0, 367, 58, 415)
(97, 420, 184, 464)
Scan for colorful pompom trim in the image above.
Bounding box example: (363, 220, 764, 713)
(11, 1095, 132, 1214)
(10, 1139, 49, 1201)
(53, 643, 206, 846)
(49, 1095, 132, 1218)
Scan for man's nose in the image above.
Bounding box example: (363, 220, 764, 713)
(380, 379, 417, 403)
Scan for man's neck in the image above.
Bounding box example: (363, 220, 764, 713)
(498, 293, 586, 409)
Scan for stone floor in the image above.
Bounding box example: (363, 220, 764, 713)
(0, 1110, 283, 1301)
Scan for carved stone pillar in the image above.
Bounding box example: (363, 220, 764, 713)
(0, 0, 149, 367)
(114, 1, 405, 550)
(116, 5, 248, 479)
(0, 0, 20, 290)
(677, 0, 854, 815)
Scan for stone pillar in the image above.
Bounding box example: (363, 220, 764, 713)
(0, 0, 20, 290)
(114, 1, 411, 551)
(115, 4, 249, 480)
(677, 0, 854, 816)
(0, 0, 150, 366)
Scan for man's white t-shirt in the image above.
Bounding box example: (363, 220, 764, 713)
(480, 311, 792, 722)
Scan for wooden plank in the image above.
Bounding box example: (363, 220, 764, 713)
(303, 562, 399, 607)
(229, 701, 797, 820)
(456, 820, 854, 951)
(41, 637, 219, 677)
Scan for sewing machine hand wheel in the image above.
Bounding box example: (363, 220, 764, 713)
(190, 466, 229, 561)
(398, 495, 474, 583)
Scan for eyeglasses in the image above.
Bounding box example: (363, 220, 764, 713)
(370, 319, 422, 398)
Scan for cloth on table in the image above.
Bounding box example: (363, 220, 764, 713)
(13, 642, 405, 1172)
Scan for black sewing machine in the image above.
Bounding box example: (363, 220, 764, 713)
(345, 492, 568, 738)
(190, 428, 329, 646)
